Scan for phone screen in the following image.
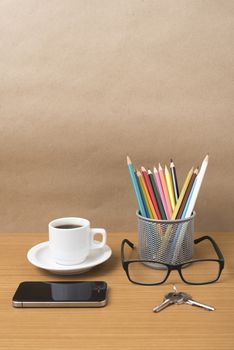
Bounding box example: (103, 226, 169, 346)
(13, 281, 107, 303)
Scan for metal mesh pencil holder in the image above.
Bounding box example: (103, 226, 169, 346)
(137, 211, 195, 267)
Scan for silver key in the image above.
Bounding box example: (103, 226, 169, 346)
(153, 292, 183, 313)
(178, 292, 215, 311)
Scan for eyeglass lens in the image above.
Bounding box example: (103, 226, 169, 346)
(181, 260, 220, 283)
(128, 261, 168, 284)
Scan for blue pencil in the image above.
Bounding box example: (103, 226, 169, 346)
(127, 156, 146, 217)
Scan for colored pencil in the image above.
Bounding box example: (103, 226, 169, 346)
(176, 168, 198, 219)
(171, 167, 194, 219)
(148, 170, 167, 220)
(127, 156, 146, 217)
(158, 163, 172, 218)
(141, 167, 160, 219)
(170, 159, 179, 202)
(182, 155, 209, 218)
(139, 170, 156, 219)
(165, 165, 176, 211)
(136, 171, 152, 218)
(135, 171, 149, 218)
(153, 167, 170, 219)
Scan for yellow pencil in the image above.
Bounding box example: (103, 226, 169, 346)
(165, 165, 176, 211)
(137, 171, 153, 219)
(171, 167, 194, 219)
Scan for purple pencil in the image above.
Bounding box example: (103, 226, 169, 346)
(153, 166, 170, 219)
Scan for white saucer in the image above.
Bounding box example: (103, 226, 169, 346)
(27, 241, 112, 275)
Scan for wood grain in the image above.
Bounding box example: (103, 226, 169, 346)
(0, 232, 233, 350)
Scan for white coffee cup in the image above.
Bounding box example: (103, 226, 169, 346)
(48, 217, 107, 265)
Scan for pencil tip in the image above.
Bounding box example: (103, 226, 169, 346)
(127, 156, 131, 164)
(153, 166, 158, 173)
(141, 166, 146, 171)
(158, 163, 162, 170)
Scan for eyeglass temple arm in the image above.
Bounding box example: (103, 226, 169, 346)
(194, 235, 224, 261)
(121, 239, 135, 264)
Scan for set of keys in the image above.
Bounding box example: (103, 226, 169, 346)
(153, 285, 215, 313)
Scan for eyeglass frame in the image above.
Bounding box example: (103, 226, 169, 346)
(121, 235, 224, 286)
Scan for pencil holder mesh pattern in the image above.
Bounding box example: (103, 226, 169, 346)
(137, 211, 195, 266)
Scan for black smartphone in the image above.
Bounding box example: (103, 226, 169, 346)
(12, 281, 108, 308)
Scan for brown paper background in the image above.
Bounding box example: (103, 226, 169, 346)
(0, 0, 233, 233)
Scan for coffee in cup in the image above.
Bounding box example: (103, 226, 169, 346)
(54, 224, 82, 229)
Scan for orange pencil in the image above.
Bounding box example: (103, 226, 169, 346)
(158, 163, 172, 218)
(140, 169, 158, 219)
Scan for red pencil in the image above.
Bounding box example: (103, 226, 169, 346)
(141, 166, 161, 219)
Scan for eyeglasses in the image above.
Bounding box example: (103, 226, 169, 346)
(121, 235, 224, 285)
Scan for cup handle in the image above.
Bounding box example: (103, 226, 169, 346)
(90, 228, 107, 249)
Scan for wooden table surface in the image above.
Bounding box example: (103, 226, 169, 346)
(0, 232, 233, 350)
